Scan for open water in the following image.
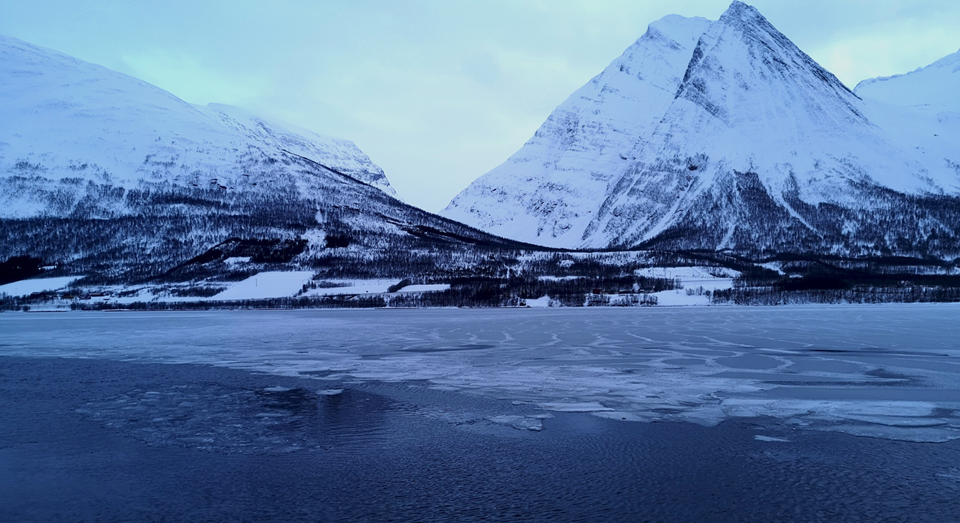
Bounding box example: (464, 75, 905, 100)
(1, 306, 960, 521)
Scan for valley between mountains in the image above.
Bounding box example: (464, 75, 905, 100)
(2, 1, 959, 310)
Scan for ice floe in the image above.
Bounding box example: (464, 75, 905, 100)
(4, 304, 960, 442)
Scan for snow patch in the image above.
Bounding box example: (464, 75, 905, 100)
(525, 296, 553, 308)
(539, 402, 615, 413)
(0, 277, 78, 297)
(212, 272, 314, 301)
(755, 435, 791, 443)
(651, 290, 711, 307)
(317, 389, 344, 396)
(486, 415, 545, 431)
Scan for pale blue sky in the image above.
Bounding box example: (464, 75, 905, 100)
(2, 1, 959, 211)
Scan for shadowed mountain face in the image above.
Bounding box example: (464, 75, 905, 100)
(443, 1, 960, 259)
(0, 35, 537, 283)
(441, 14, 713, 248)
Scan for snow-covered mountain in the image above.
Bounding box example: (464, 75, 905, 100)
(856, 48, 960, 111)
(443, 2, 960, 258)
(854, 48, 960, 202)
(442, 14, 712, 247)
(0, 34, 395, 220)
(0, 35, 530, 282)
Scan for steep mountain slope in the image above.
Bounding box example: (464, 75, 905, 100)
(445, 2, 960, 258)
(0, 35, 535, 283)
(442, 15, 712, 246)
(587, 2, 960, 254)
(0, 33, 394, 220)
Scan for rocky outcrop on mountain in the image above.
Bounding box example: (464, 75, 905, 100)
(443, 2, 960, 259)
(442, 15, 712, 247)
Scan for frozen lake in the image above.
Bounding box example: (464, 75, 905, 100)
(3, 357, 958, 522)
(2, 305, 959, 442)
(3, 306, 960, 521)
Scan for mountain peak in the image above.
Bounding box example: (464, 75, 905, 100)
(720, 1, 763, 22)
(444, 5, 960, 256)
(714, 1, 787, 46)
(677, 0, 860, 117)
(440, 14, 711, 247)
(645, 14, 711, 45)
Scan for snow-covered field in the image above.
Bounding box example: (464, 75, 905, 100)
(0, 276, 78, 297)
(212, 272, 315, 301)
(6, 273, 454, 307)
(635, 266, 739, 290)
(202, 275, 450, 301)
(10, 269, 727, 307)
(636, 266, 738, 306)
(3, 305, 959, 442)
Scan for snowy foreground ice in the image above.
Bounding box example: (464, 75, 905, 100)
(2, 305, 959, 442)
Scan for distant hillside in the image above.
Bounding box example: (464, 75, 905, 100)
(0, 34, 542, 285)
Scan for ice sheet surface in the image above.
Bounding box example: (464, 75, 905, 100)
(2, 305, 959, 441)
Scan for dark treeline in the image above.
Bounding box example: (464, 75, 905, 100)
(0, 255, 45, 285)
(4, 161, 960, 308)
(712, 285, 960, 305)
(711, 257, 960, 305)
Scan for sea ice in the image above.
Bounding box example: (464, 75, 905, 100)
(3, 304, 960, 442)
(754, 435, 791, 442)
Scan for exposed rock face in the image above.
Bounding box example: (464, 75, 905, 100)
(442, 15, 712, 247)
(443, 2, 960, 258)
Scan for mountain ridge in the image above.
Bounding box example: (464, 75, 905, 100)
(0, 34, 545, 285)
(442, 1, 960, 259)
(855, 47, 960, 110)
(0, 33, 396, 221)
(441, 15, 713, 247)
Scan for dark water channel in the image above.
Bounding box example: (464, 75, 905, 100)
(1, 356, 959, 522)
